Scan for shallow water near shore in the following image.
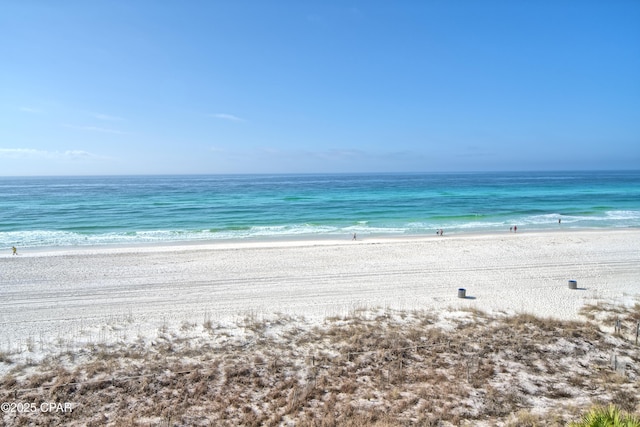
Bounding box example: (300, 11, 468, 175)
(2, 170, 639, 248)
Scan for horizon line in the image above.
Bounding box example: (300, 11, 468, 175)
(0, 169, 638, 179)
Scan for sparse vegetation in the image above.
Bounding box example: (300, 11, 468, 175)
(1, 304, 639, 426)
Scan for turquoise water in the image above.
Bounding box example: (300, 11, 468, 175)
(1, 171, 639, 248)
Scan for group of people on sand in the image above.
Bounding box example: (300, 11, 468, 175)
(350, 218, 565, 240)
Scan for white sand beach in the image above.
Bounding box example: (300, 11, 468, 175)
(2, 229, 639, 358)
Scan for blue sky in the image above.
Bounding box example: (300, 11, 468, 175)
(1, 1, 639, 175)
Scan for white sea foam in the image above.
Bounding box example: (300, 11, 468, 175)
(606, 210, 640, 220)
(3, 209, 640, 250)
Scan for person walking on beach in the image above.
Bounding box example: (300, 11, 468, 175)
(12, 246, 17, 255)
(352, 233, 357, 241)
(513, 225, 517, 233)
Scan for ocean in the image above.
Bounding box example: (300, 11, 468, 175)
(1, 171, 639, 249)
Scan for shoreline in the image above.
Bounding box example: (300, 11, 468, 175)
(5, 226, 640, 257)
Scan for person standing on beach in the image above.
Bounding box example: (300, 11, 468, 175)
(352, 233, 357, 240)
(12, 246, 17, 255)
(514, 225, 517, 233)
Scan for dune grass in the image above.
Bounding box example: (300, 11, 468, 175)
(1, 304, 639, 426)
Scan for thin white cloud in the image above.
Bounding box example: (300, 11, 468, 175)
(63, 150, 96, 158)
(211, 113, 245, 122)
(203, 146, 426, 173)
(63, 124, 126, 134)
(0, 148, 104, 160)
(92, 113, 124, 121)
(19, 107, 43, 113)
(208, 147, 419, 163)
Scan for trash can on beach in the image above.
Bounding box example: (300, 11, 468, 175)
(568, 280, 577, 290)
(458, 288, 466, 298)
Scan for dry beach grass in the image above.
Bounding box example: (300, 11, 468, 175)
(1, 229, 639, 425)
(1, 304, 640, 426)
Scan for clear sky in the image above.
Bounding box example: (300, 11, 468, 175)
(1, 1, 639, 176)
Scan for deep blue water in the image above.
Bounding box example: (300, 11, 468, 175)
(1, 171, 639, 248)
